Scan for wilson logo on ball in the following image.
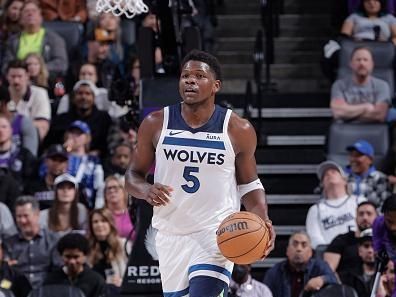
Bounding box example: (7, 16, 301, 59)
(216, 221, 248, 236)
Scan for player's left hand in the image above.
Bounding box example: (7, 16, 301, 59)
(262, 219, 275, 259)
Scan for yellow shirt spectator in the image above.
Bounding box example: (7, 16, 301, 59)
(17, 28, 45, 60)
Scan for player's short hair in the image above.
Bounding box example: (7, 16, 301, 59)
(382, 194, 396, 213)
(57, 232, 90, 255)
(181, 50, 222, 81)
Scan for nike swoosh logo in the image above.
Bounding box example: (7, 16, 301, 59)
(169, 131, 184, 136)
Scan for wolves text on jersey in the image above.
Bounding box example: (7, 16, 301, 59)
(163, 149, 225, 165)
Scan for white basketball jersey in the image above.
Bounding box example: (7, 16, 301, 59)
(153, 103, 239, 235)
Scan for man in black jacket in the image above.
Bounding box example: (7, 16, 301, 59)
(339, 228, 376, 297)
(44, 233, 106, 297)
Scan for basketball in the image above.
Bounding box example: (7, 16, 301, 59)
(216, 211, 270, 264)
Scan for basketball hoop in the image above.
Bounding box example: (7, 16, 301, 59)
(96, 0, 149, 19)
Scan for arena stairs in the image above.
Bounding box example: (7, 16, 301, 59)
(215, 0, 334, 279)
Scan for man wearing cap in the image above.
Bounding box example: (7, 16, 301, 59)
(39, 173, 88, 234)
(324, 201, 378, 275)
(345, 139, 391, 210)
(339, 228, 376, 297)
(86, 28, 122, 90)
(306, 160, 366, 249)
(24, 144, 69, 210)
(45, 80, 112, 157)
(63, 121, 104, 209)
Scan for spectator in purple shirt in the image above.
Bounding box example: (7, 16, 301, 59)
(372, 194, 396, 296)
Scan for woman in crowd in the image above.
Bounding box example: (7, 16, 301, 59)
(104, 175, 136, 241)
(323, 0, 396, 80)
(40, 173, 88, 235)
(342, 0, 396, 43)
(24, 53, 49, 89)
(88, 208, 129, 288)
(0, 0, 23, 61)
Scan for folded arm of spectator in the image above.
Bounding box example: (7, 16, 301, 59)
(331, 98, 372, 120)
(359, 102, 388, 122)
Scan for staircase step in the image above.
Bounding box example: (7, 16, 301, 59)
(217, 0, 260, 15)
(216, 37, 326, 53)
(241, 108, 332, 118)
(216, 14, 331, 37)
(274, 225, 307, 235)
(267, 194, 320, 204)
(261, 174, 318, 194)
(219, 78, 330, 94)
(251, 118, 331, 135)
(217, 50, 321, 64)
(257, 164, 317, 174)
(222, 63, 322, 79)
(256, 146, 326, 164)
(271, 206, 311, 225)
(280, 14, 330, 27)
(284, 0, 332, 14)
(215, 15, 260, 37)
(216, 92, 330, 108)
(266, 135, 326, 145)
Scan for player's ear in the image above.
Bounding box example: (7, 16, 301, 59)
(213, 80, 221, 94)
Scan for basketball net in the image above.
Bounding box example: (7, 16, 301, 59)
(96, 0, 149, 19)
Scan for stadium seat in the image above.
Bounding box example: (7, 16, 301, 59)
(28, 284, 85, 297)
(337, 39, 395, 97)
(43, 21, 84, 61)
(326, 122, 390, 170)
(304, 284, 358, 297)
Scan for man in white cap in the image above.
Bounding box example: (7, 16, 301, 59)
(45, 80, 112, 157)
(306, 160, 366, 249)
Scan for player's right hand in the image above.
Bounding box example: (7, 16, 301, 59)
(145, 183, 173, 206)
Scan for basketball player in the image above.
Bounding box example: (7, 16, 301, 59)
(125, 50, 275, 297)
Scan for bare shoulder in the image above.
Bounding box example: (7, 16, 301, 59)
(138, 109, 164, 146)
(228, 111, 257, 154)
(142, 109, 164, 127)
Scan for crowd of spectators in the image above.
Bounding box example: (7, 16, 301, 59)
(3, 0, 396, 296)
(0, 0, 217, 296)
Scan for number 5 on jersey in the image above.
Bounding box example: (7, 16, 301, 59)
(182, 166, 200, 193)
